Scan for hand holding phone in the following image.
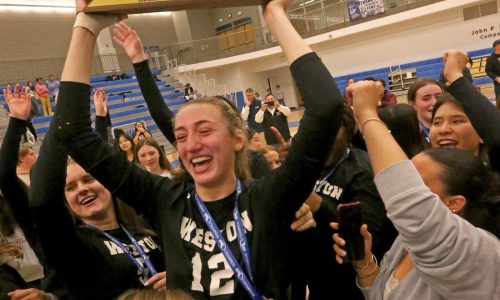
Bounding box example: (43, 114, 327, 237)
(337, 201, 365, 262)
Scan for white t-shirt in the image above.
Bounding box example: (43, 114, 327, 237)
(0, 227, 44, 282)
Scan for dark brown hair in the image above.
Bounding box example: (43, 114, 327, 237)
(379, 104, 424, 158)
(407, 78, 442, 103)
(424, 148, 500, 238)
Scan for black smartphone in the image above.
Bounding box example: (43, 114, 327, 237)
(265, 101, 275, 107)
(337, 201, 365, 263)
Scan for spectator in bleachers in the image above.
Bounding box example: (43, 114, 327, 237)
(485, 39, 500, 110)
(333, 79, 500, 300)
(116, 133, 136, 163)
(34, 78, 52, 116)
(184, 83, 194, 101)
(136, 137, 177, 178)
(132, 121, 152, 144)
(241, 87, 264, 132)
(46, 75, 60, 101)
(24, 81, 42, 117)
(255, 93, 292, 148)
(407, 78, 443, 148)
(377, 79, 397, 107)
(48, 1, 343, 297)
(379, 104, 424, 158)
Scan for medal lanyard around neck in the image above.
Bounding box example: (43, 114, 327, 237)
(420, 121, 431, 142)
(194, 180, 263, 300)
(317, 147, 351, 187)
(86, 224, 158, 277)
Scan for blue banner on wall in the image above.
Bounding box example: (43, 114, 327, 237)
(348, 0, 385, 21)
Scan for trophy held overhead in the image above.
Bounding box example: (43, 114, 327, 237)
(84, 0, 269, 14)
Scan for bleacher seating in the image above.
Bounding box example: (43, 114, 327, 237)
(333, 48, 495, 95)
(1, 49, 496, 160)
(0, 71, 186, 155)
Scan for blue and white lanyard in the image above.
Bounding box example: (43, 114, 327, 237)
(87, 224, 158, 277)
(194, 180, 263, 300)
(316, 148, 351, 190)
(420, 121, 431, 143)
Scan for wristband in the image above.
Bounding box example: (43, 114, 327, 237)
(73, 12, 119, 37)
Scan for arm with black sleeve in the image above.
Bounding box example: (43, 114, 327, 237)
(51, 11, 169, 218)
(444, 50, 500, 172)
(133, 60, 176, 144)
(94, 115, 109, 142)
(261, 1, 344, 219)
(112, 22, 176, 145)
(0, 117, 32, 233)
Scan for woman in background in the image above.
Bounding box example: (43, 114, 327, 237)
(136, 137, 177, 178)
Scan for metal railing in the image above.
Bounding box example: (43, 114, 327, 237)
(158, 0, 442, 65)
(0, 0, 442, 86)
(0, 52, 166, 87)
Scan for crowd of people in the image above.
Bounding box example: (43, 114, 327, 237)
(0, 0, 499, 299)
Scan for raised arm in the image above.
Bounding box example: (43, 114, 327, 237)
(93, 88, 109, 142)
(443, 50, 500, 172)
(261, 0, 344, 216)
(347, 81, 407, 174)
(30, 105, 115, 296)
(113, 22, 176, 145)
(348, 80, 500, 297)
(0, 84, 33, 230)
(52, 3, 165, 216)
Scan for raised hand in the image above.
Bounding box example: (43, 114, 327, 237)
(261, 103, 268, 111)
(4, 84, 31, 121)
(346, 81, 384, 123)
(113, 22, 146, 63)
(443, 50, 469, 85)
(93, 89, 108, 116)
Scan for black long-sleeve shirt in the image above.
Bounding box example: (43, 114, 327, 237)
(0, 118, 33, 237)
(294, 147, 397, 300)
(0, 118, 69, 299)
(133, 60, 176, 145)
(49, 52, 344, 299)
(30, 116, 164, 299)
(447, 76, 500, 172)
